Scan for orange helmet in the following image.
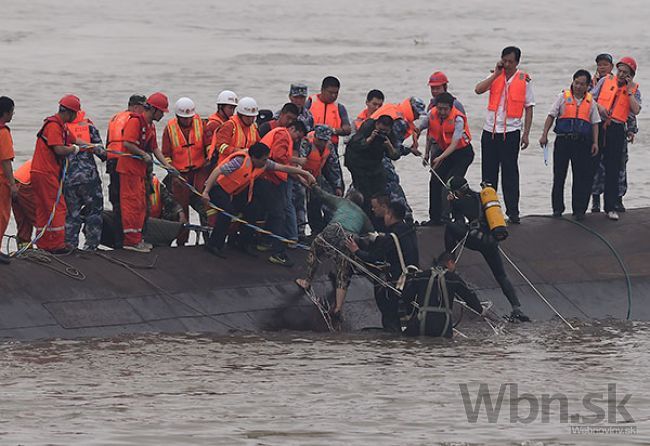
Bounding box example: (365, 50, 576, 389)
(146, 92, 170, 113)
(617, 57, 637, 75)
(428, 71, 449, 87)
(59, 95, 81, 112)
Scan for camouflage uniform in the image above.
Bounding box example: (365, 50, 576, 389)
(592, 115, 637, 198)
(64, 124, 106, 250)
(273, 83, 315, 132)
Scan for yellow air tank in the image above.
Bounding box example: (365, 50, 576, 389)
(479, 184, 508, 241)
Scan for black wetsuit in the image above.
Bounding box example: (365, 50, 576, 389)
(444, 190, 521, 310)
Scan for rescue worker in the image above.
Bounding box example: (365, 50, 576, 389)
(258, 103, 299, 137)
(294, 125, 343, 235)
(257, 121, 308, 266)
(353, 89, 384, 131)
(117, 92, 173, 253)
(592, 53, 614, 89)
(475, 46, 535, 224)
(444, 176, 530, 322)
(162, 97, 210, 245)
(591, 57, 641, 221)
(105, 94, 147, 248)
(276, 83, 314, 132)
(345, 200, 419, 333)
(30, 95, 84, 253)
(206, 90, 238, 149)
(148, 174, 186, 223)
(306, 76, 352, 145)
(211, 96, 260, 163)
(64, 110, 106, 251)
(344, 115, 398, 215)
(201, 142, 315, 258)
(11, 160, 35, 250)
(295, 185, 373, 322)
(0, 96, 17, 263)
(425, 92, 474, 225)
(539, 70, 600, 220)
(424, 71, 466, 113)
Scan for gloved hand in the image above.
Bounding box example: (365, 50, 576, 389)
(71, 144, 80, 155)
(368, 231, 381, 242)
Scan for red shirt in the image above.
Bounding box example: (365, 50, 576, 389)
(0, 125, 14, 182)
(31, 114, 76, 176)
(116, 114, 157, 177)
(260, 127, 293, 184)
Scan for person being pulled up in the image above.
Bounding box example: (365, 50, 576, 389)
(444, 176, 530, 322)
(344, 200, 418, 333)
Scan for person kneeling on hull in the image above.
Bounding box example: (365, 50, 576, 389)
(444, 176, 530, 322)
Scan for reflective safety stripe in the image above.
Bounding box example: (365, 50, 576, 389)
(123, 228, 142, 233)
(35, 225, 65, 232)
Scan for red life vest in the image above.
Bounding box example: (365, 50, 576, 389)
(303, 133, 330, 178)
(260, 127, 293, 184)
(32, 114, 73, 175)
(66, 110, 92, 145)
(309, 94, 342, 144)
(14, 159, 32, 185)
(427, 106, 471, 150)
(166, 115, 206, 172)
(597, 74, 639, 123)
(216, 150, 266, 202)
(107, 111, 132, 160)
(488, 70, 529, 119)
(115, 113, 155, 177)
(149, 176, 162, 218)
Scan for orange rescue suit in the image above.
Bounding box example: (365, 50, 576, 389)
(165, 115, 207, 172)
(211, 115, 260, 161)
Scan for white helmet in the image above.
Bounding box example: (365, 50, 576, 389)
(216, 90, 238, 106)
(236, 97, 259, 117)
(174, 97, 196, 118)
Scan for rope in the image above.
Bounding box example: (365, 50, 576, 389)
(17, 249, 85, 281)
(301, 286, 335, 332)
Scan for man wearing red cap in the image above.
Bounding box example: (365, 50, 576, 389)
(30, 95, 83, 252)
(116, 92, 172, 252)
(591, 57, 642, 221)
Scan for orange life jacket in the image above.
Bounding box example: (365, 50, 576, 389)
(488, 70, 529, 120)
(427, 106, 471, 150)
(596, 74, 639, 123)
(216, 150, 266, 202)
(303, 133, 330, 178)
(14, 159, 32, 185)
(166, 115, 206, 172)
(354, 109, 370, 130)
(149, 176, 162, 218)
(66, 110, 92, 145)
(32, 115, 72, 175)
(260, 127, 293, 184)
(309, 94, 342, 144)
(107, 111, 132, 160)
(214, 115, 260, 160)
(206, 112, 228, 160)
(370, 98, 415, 138)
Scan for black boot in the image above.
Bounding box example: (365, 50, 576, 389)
(0, 252, 10, 265)
(508, 307, 531, 323)
(615, 197, 626, 213)
(591, 194, 600, 213)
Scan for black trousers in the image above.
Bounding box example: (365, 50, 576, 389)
(429, 145, 474, 222)
(552, 136, 593, 215)
(206, 185, 255, 250)
(481, 130, 521, 218)
(254, 179, 287, 254)
(374, 285, 401, 332)
(444, 222, 521, 309)
(597, 122, 626, 213)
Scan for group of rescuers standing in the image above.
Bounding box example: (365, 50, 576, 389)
(0, 46, 641, 333)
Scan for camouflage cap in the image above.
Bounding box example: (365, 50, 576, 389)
(410, 96, 426, 117)
(314, 124, 333, 141)
(289, 83, 308, 97)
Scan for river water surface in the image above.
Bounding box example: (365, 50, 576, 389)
(1, 0, 650, 444)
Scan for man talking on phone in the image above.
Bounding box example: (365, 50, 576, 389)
(474, 46, 535, 224)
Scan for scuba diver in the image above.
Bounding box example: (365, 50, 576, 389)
(444, 176, 530, 322)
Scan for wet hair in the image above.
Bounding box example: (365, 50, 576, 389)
(376, 115, 394, 127)
(436, 251, 455, 265)
(280, 102, 299, 116)
(289, 120, 307, 135)
(573, 69, 592, 85)
(370, 193, 390, 207)
(249, 142, 270, 159)
(435, 92, 455, 107)
(321, 76, 341, 90)
(501, 46, 521, 63)
(366, 89, 385, 102)
(387, 201, 406, 221)
(0, 96, 14, 115)
(347, 190, 364, 208)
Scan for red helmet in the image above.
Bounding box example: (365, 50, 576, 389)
(146, 92, 170, 113)
(617, 57, 637, 75)
(428, 71, 449, 87)
(59, 95, 81, 112)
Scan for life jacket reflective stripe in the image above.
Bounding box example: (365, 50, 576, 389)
(554, 90, 593, 136)
(303, 133, 330, 178)
(309, 94, 342, 144)
(596, 74, 639, 123)
(107, 111, 131, 160)
(354, 109, 369, 130)
(14, 159, 32, 185)
(488, 70, 528, 120)
(66, 110, 92, 144)
(149, 176, 162, 218)
(216, 150, 266, 202)
(260, 127, 293, 183)
(427, 106, 471, 150)
(216, 115, 260, 159)
(166, 115, 206, 171)
(371, 98, 416, 138)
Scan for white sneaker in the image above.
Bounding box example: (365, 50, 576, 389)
(143, 241, 153, 250)
(123, 242, 151, 253)
(607, 211, 619, 221)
